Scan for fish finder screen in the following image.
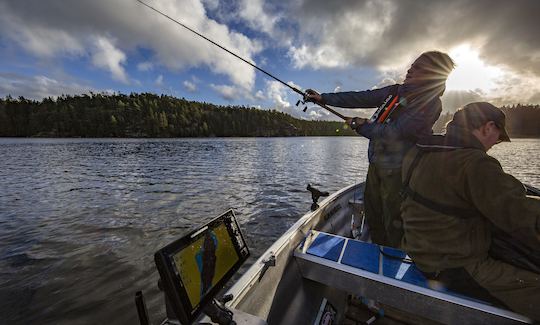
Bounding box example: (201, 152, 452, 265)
(154, 209, 249, 323)
(171, 222, 239, 308)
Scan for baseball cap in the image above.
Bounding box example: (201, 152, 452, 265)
(451, 102, 511, 142)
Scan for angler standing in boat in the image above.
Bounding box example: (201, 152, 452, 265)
(401, 102, 540, 320)
(305, 51, 454, 248)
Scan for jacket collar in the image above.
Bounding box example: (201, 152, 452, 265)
(416, 126, 485, 152)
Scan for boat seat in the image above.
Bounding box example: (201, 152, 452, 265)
(293, 231, 532, 324)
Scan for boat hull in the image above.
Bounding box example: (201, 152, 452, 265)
(226, 183, 363, 324)
(223, 183, 536, 324)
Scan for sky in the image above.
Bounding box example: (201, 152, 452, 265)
(1, 0, 540, 120)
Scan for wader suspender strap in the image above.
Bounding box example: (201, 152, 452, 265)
(401, 150, 479, 219)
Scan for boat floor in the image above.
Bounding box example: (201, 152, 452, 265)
(343, 295, 441, 325)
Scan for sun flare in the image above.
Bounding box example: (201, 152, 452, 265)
(446, 44, 503, 93)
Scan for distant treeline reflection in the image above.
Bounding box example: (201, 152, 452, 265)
(0, 94, 538, 137)
(0, 93, 356, 137)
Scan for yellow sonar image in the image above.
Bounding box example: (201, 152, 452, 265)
(173, 223, 239, 309)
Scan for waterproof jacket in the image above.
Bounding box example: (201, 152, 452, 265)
(401, 128, 540, 273)
(321, 84, 442, 168)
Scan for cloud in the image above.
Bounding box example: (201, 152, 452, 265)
(441, 90, 484, 112)
(211, 84, 240, 101)
(0, 0, 261, 90)
(0, 73, 93, 100)
(266, 81, 291, 109)
(528, 92, 540, 105)
(1, 0, 539, 107)
(91, 36, 128, 83)
(137, 0, 262, 91)
(286, 80, 303, 92)
(482, 71, 540, 107)
(374, 76, 398, 89)
(285, 0, 540, 77)
(155, 75, 164, 86)
(210, 82, 274, 101)
(288, 44, 351, 70)
(183, 80, 197, 92)
(263, 80, 348, 120)
(0, 2, 84, 58)
(262, 80, 342, 120)
(265, 80, 311, 118)
(137, 62, 153, 72)
(254, 90, 265, 100)
(440, 69, 540, 110)
(237, 0, 284, 41)
(286, 0, 396, 69)
(306, 104, 345, 121)
(308, 109, 325, 119)
(202, 0, 219, 11)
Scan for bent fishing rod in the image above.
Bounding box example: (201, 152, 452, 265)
(136, 0, 347, 120)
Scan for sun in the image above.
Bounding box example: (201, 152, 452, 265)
(445, 44, 503, 93)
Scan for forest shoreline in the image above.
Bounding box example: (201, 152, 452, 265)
(1, 93, 538, 138)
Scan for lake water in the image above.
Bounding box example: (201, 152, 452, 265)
(0, 137, 538, 324)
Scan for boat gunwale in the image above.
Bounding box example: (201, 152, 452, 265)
(226, 183, 360, 307)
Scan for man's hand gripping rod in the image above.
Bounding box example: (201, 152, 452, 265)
(292, 88, 347, 120)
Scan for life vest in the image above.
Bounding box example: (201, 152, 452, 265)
(369, 92, 400, 124)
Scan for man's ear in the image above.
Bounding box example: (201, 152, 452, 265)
(477, 122, 490, 136)
(476, 123, 488, 137)
(485, 121, 497, 134)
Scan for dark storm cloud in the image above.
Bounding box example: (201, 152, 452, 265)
(288, 0, 540, 76)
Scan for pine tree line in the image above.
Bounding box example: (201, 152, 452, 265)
(432, 104, 540, 137)
(2, 94, 538, 138)
(0, 93, 356, 137)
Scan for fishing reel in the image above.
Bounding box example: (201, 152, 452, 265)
(296, 98, 309, 113)
(296, 91, 320, 113)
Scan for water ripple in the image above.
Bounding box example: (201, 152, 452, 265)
(0, 137, 537, 324)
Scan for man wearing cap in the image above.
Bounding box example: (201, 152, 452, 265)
(401, 102, 540, 319)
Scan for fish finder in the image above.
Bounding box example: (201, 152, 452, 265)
(148, 209, 249, 325)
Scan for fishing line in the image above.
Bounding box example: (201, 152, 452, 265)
(136, 0, 347, 120)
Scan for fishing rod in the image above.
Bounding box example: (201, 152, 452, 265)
(135, 0, 347, 120)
